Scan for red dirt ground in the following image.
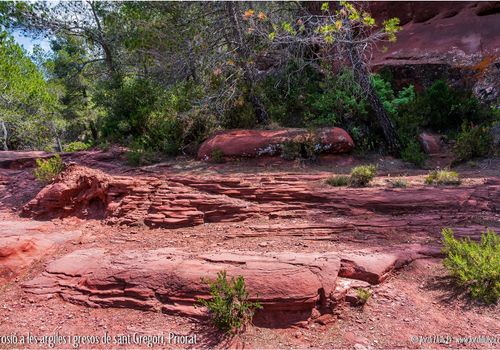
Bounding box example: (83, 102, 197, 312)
(0, 150, 498, 349)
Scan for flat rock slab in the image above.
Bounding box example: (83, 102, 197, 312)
(0, 220, 81, 285)
(23, 245, 436, 326)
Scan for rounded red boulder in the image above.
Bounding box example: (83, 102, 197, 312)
(197, 127, 354, 161)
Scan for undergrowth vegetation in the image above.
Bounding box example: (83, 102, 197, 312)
(441, 228, 499, 304)
(34, 154, 65, 184)
(356, 288, 372, 306)
(425, 170, 461, 186)
(349, 165, 377, 187)
(454, 123, 493, 162)
(325, 175, 350, 187)
(198, 271, 262, 333)
(64, 141, 92, 152)
(388, 178, 408, 188)
(1, 2, 497, 167)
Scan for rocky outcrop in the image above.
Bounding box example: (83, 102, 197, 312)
(418, 132, 443, 155)
(369, 2, 500, 101)
(22, 165, 260, 227)
(197, 128, 354, 161)
(22, 165, 499, 235)
(23, 246, 436, 326)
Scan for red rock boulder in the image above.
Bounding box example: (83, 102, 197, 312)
(418, 132, 443, 154)
(197, 127, 354, 161)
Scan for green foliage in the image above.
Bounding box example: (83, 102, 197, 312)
(325, 175, 350, 187)
(454, 123, 492, 162)
(211, 149, 225, 163)
(198, 271, 262, 333)
(388, 178, 408, 188)
(349, 164, 377, 187)
(280, 134, 320, 161)
(414, 80, 487, 132)
(441, 228, 499, 304)
(425, 170, 461, 186)
(125, 139, 159, 166)
(0, 31, 62, 150)
(64, 141, 92, 152)
(356, 288, 372, 305)
(400, 140, 426, 167)
(34, 154, 65, 184)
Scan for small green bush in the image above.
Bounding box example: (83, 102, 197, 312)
(454, 123, 492, 162)
(281, 140, 302, 161)
(441, 228, 499, 304)
(325, 175, 350, 187)
(401, 140, 426, 167)
(64, 141, 92, 152)
(388, 178, 408, 188)
(198, 271, 262, 333)
(425, 170, 461, 186)
(211, 148, 225, 163)
(280, 134, 320, 161)
(34, 154, 65, 184)
(350, 165, 377, 187)
(126, 148, 157, 166)
(356, 288, 372, 306)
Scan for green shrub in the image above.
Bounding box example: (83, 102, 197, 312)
(350, 165, 377, 187)
(441, 228, 499, 304)
(281, 140, 302, 161)
(64, 141, 91, 152)
(454, 123, 492, 162)
(356, 288, 372, 306)
(198, 271, 262, 333)
(325, 175, 350, 187)
(415, 80, 485, 132)
(280, 134, 320, 161)
(388, 178, 408, 188)
(425, 170, 461, 186)
(34, 154, 65, 184)
(126, 147, 157, 167)
(211, 148, 225, 163)
(400, 140, 426, 167)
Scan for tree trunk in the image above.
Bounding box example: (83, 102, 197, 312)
(359, 73, 402, 155)
(348, 42, 402, 155)
(0, 121, 8, 151)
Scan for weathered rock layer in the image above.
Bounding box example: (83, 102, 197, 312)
(22, 165, 499, 234)
(23, 246, 436, 325)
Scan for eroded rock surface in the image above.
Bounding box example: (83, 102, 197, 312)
(369, 2, 500, 101)
(22, 165, 500, 235)
(23, 246, 436, 325)
(0, 220, 81, 285)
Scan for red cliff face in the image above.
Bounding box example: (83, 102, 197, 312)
(368, 2, 500, 101)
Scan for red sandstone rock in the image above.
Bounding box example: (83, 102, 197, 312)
(369, 2, 500, 101)
(23, 246, 436, 325)
(418, 133, 443, 155)
(22, 165, 499, 236)
(23, 248, 341, 325)
(197, 128, 354, 161)
(0, 220, 80, 285)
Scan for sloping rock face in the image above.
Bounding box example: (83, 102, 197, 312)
(23, 246, 435, 326)
(369, 2, 500, 101)
(197, 127, 354, 161)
